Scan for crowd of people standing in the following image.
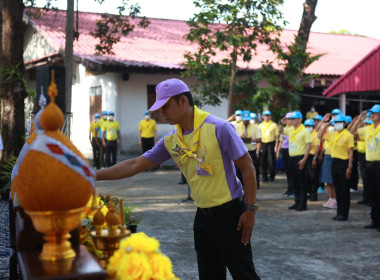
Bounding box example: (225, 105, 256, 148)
(230, 104, 380, 229)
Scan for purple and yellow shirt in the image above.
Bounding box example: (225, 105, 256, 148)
(143, 114, 247, 208)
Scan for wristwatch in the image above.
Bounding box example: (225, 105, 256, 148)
(246, 203, 259, 213)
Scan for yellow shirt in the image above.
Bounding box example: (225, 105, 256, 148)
(138, 119, 157, 138)
(324, 129, 354, 160)
(258, 120, 279, 143)
(89, 122, 99, 139)
(357, 135, 366, 154)
(235, 122, 262, 151)
(306, 111, 318, 120)
(97, 119, 107, 138)
(358, 124, 380, 161)
(102, 121, 120, 141)
(310, 130, 321, 155)
(284, 125, 311, 156)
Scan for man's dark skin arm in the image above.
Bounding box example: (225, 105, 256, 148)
(96, 155, 157, 180)
(234, 152, 257, 246)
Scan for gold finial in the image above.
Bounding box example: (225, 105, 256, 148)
(48, 69, 58, 104)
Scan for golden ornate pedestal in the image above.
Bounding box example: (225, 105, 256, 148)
(26, 207, 85, 261)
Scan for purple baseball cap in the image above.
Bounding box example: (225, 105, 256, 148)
(148, 79, 190, 112)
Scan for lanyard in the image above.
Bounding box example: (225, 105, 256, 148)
(175, 106, 210, 167)
(290, 124, 305, 142)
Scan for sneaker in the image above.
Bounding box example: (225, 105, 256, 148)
(289, 193, 295, 198)
(350, 188, 358, 193)
(282, 191, 290, 197)
(323, 199, 332, 208)
(328, 199, 337, 209)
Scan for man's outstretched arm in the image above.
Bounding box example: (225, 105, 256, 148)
(96, 156, 157, 181)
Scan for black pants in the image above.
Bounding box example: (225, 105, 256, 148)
(366, 161, 380, 224)
(236, 150, 259, 189)
(141, 137, 155, 153)
(348, 150, 359, 190)
(288, 156, 308, 208)
(306, 155, 321, 200)
(261, 141, 276, 182)
(98, 138, 105, 168)
(332, 158, 350, 219)
(91, 138, 100, 169)
(194, 200, 260, 280)
(106, 140, 118, 167)
(358, 153, 369, 200)
(282, 148, 294, 194)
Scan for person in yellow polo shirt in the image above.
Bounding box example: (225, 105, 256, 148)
(258, 110, 279, 183)
(89, 113, 100, 169)
(280, 111, 311, 211)
(236, 110, 262, 188)
(350, 105, 380, 230)
(318, 114, 354, 221)
(355, 118, 372, 205)
(138, 110, 158, 153)
(96, 78, 260, 279)
(304, 119, 321, 201)
(101, 111, 121, 167)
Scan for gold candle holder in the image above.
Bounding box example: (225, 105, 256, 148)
(90, 228, 131, 268)
(26, 207, 85, 261)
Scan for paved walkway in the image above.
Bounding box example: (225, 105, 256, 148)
(95, 169, 380, 280)
(1, 166, 380, 279)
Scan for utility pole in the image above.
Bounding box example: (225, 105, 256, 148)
(65, 0, 74, 115)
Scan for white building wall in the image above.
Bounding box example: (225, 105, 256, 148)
(69, 65, 229, 157)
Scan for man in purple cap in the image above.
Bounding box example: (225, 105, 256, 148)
(96, 78, 260, 279)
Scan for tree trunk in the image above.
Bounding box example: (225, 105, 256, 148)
(298, 0, 318, 46)
(1, 0, 25, 161)
(65, 0, 74, 114)
(227, 47, 238, 117)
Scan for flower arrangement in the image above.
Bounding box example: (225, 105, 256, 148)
(79, 194, 141, 257)
(108, 232, 179, 280)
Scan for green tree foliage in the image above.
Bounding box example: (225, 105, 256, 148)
(89, 0, 150, 55)
(251, 35, 323, 121)
(182, 0, 286, 115)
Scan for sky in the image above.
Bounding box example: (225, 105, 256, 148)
(36, 0, 380, 39)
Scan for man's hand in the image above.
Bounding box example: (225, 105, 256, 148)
(312, 159, 317, 169)
(346, 166, 352, 179)
(237, 210, 256, 246)
(298, 158, 306, 170)
(323, 113, 331, 122)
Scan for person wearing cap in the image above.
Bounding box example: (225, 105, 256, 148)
(101, 111, 121, 167)
(235, 110, 262, 189)
(276, 112, 295, 197)
(227, 109, 243, 128)
(89, 113, 101, 170)
(304, 119, 321, 201)
(354, 118, 372, 205)
(96, 78, 260, 279)
(306, 105, 318, 120)
(318, 113, 354, 221)
(312, 114, 326, 195)
(315, 114, 337, 209)
(346, 115, 359, 193)
(138, 110, 158, 154)
(280, 111, 311, 211)
(258, 110, 279, 183)
(97, 110, 108, 168)
(349, 105, 380, 229)
(250, 112, 258, 125)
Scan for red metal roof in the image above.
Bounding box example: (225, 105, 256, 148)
(24, 9, 380, 76)
(323, 44, 380, 97)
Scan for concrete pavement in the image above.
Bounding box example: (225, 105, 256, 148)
(95, 166, 380, 280)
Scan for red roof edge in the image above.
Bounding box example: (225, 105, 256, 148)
(323, 43, 380, 97)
